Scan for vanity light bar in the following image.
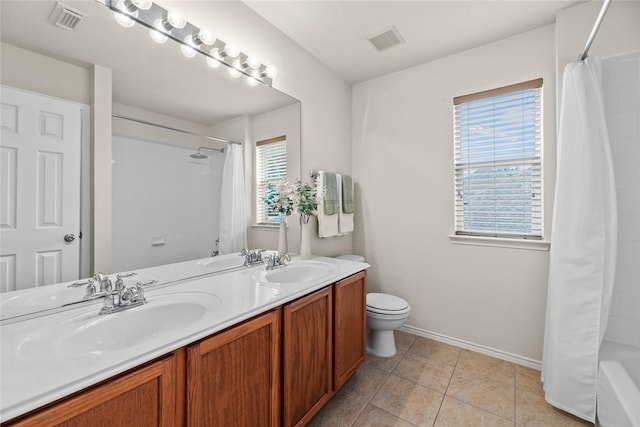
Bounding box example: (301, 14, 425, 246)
(103, 0, 275, 86)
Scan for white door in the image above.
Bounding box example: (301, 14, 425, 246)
(0, 86, 82, 292)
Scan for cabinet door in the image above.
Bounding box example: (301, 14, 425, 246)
(334, 271, 367, 390)
(8, 355, 177, 427)
(282, 286, 333, 427)
(186, 309, 280, 427)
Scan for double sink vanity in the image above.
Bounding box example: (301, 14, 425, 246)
(0, 253, 369, 426)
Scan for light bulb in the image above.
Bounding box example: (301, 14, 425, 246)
(150, 29, 167, 44)
(265, 65, 278, 79)
(114, 11, 135, 27)
(131, 0, 152, 10)
(198, 30, 214, 45)
(181, 44, 197, 58)
(223, 44, 239, 58)
(206, 57, 221, 68)
(149, 19, 168, 43)
(113, 0, 137, 27)
(210, 48, 223, 61)
(166, 10, 186, 29)
(246, 76, 259, 86)
(246, 56, 260, 69)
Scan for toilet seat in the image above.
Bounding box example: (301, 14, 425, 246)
(366, 293, 410, 315)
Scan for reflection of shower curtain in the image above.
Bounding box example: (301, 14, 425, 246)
(218, 143, 247, 254)
(542, 58, 617, 422)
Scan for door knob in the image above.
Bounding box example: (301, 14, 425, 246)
(64, 233, 76, 242)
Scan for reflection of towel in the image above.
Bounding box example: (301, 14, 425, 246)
(337, 174, 354, 234)
(341, 175, 354, 214)
(316, 171, 339, 238)
(323, 172, 339, 215)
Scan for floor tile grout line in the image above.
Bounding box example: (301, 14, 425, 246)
(368, 402, 420, 427)
(445, 362, 518, 422)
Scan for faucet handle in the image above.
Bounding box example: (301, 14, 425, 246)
(239, 248, 249, 256)
(134, 283, 147, 303)
(94, 273, 112, 293)
(114, 272, 137, 291)
(136, 279, 158, 287)
(83, 281, 97, 299)
(68, 278, 94, 288)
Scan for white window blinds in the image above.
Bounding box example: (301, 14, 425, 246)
(256, 136, 287, 224)
(453, 79, 543, 239)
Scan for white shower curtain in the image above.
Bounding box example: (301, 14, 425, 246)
(542, 58, 617, 422)
(218, 142, 247, 254)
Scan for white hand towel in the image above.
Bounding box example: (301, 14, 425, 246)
(337, 174, 354, 234)
(316, 171, 339, 238)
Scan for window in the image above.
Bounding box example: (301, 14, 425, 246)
(453, 79, 542, 239)
(256, 135, 287, 224)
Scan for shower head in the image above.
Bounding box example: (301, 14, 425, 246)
(189, 146, 224, 159)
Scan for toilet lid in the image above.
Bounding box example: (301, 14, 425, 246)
(366, 293, 409, 312)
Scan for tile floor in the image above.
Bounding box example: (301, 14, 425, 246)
(309, 331, 594, 427)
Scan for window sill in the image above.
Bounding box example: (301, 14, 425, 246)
(448, 234, 550, 251)
(252, 224, 285, 231)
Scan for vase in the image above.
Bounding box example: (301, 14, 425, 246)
(300, 218, 313, 260)
(278, 219, 288, 255)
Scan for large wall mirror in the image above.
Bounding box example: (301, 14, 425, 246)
(0, 1, 301, 317)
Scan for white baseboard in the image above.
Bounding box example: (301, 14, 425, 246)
(399, 324, 542, 371)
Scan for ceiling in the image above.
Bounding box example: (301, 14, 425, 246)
(245, 0, 586, 84)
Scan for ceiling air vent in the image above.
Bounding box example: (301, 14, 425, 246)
(49, 2, 86, 31)
(367, 25, 405, 52)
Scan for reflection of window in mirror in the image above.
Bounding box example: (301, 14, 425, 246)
(256, 135, 287, 224)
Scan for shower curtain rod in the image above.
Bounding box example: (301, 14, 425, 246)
(578, 0, 612, 61)
(112, 113, 242, 146)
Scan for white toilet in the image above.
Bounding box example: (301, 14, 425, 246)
(335, 255, 411, 358)
(366, 293, 411, 357)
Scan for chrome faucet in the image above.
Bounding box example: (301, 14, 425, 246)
(99, 277, 147, 315)
(265, 253, 290, 270)
(240, 248, 266, 266)
(93, 273, 113, 293)
(69, 272, 116, 300)
(66, 273, 157, 312)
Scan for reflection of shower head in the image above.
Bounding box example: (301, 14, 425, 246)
(189, 146, 224, 159)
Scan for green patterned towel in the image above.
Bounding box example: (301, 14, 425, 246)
(323, 172, 339, 215)
(342, 175, 354, 214)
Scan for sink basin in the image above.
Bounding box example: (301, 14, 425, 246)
(18, 292, 220, 358)
(196, 256, 245, 270)
(252, 261, 335, 284)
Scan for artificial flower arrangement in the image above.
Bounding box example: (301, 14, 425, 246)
(294, 181, 319, 224)
(264, 178, 295, 221)
(264, 178, 319, 223)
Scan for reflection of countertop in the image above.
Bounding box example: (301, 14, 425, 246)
(0, 255, 369, 422)
(0, 253, 249, 320)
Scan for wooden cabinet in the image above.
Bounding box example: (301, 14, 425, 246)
(4, 270, 367, 427)
(282, 287, 333, 427)
(333, 271, 367, 390)
(7, 355, 177, 427)
(186, 309, 280, 427)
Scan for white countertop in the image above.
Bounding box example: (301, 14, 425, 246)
(0, 255, 368, 422)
